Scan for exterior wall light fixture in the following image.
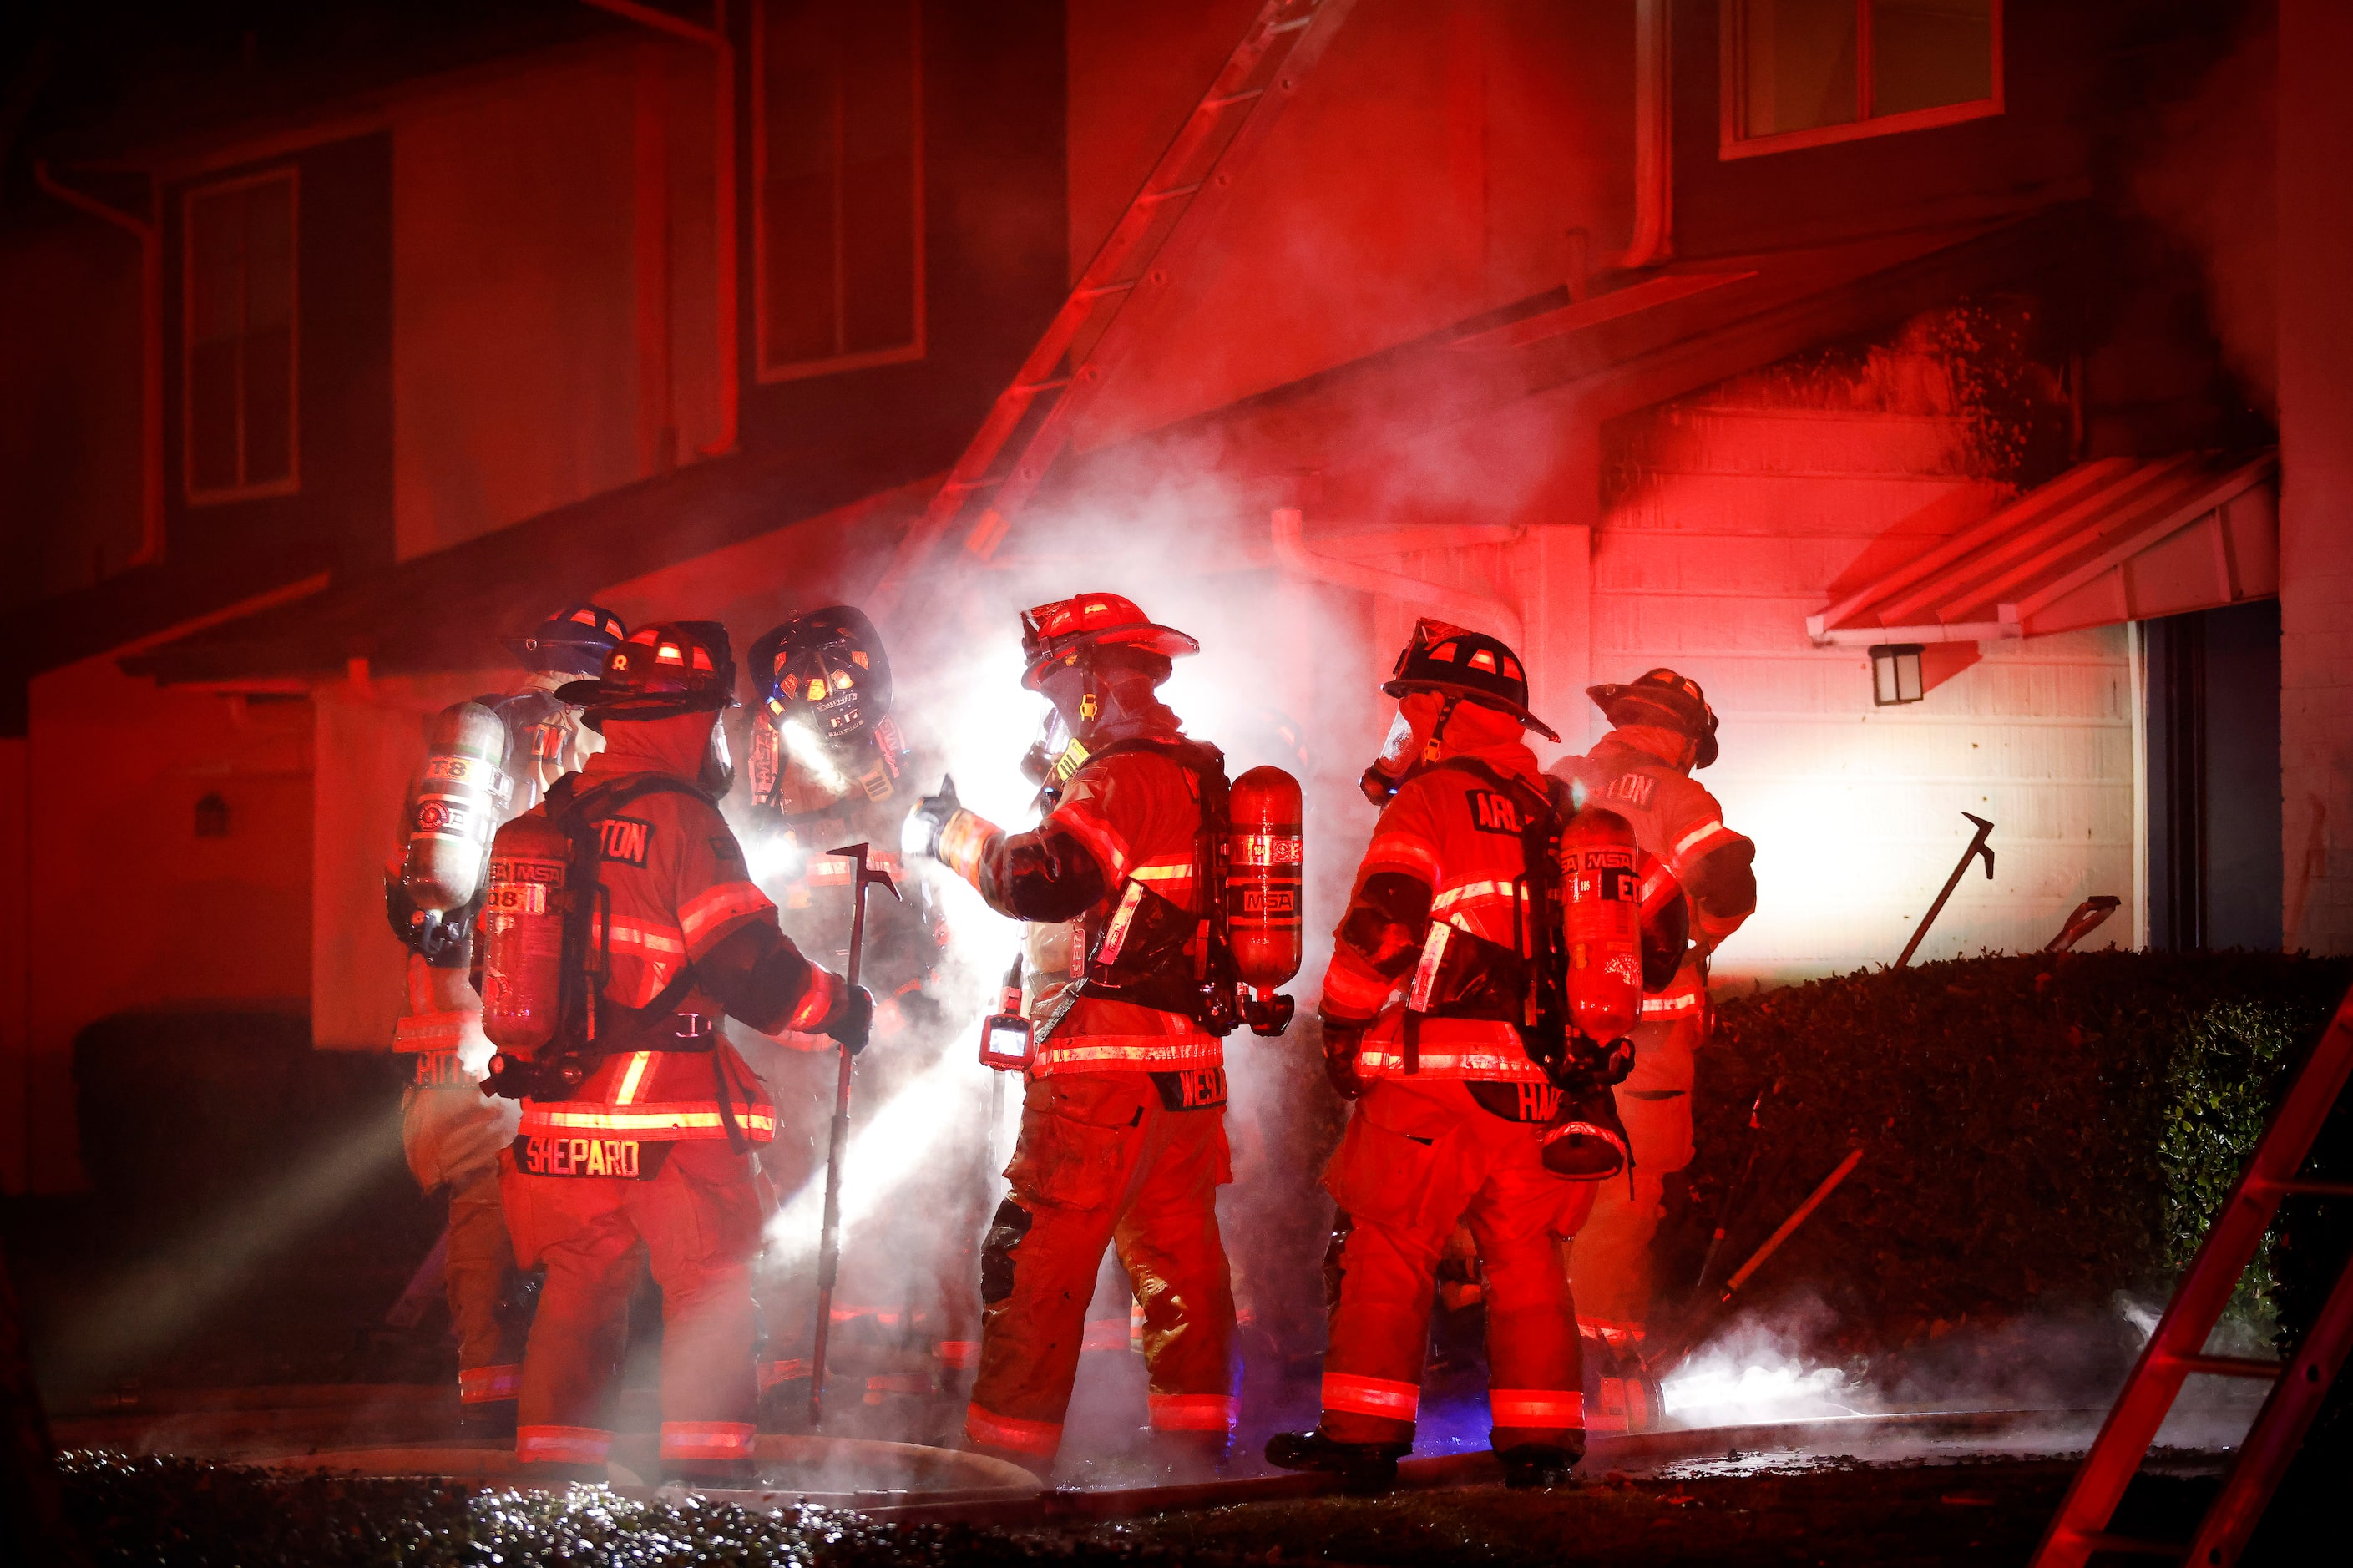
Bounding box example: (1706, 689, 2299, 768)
(1871, 644, 1925, 706)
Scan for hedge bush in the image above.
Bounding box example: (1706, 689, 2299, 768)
(1672, 951, 2353, 1356)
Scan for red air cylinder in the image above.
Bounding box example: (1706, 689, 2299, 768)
(402, 701, 510, 913)
(1561, 806, 1642, 1044)
(1227, 766, 1304, 996)
(478, 811, 571, 1052)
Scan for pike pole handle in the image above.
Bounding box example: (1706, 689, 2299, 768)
(808, 842, 898, 1430)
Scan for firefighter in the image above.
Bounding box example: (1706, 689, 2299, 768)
(1547, 669, 1756, 1358)
(736, 605, 946, 1406)
(385, 602, 625, 1432)
(903, 593, 1238, 1480)
(486, 621, 872, 1485)
(1266, 620, 1647, 1491)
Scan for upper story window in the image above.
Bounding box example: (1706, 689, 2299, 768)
(754, 0, 923, 382)
(1723, 0, 2001, 159)
(184, 168, 298, 501)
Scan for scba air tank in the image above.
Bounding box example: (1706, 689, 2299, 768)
(1561, 805, 1642, 1046)
(402, 702, 511, 913)
(478, 812, 572, 1052)
(1227, 765, 1303, 1034)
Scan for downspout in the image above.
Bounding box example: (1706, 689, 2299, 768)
(34, 161, 163, 565)
(1271, 508, 1524, 648)
(1607, 0, 1672, 271)
(583, 0, 739, 457)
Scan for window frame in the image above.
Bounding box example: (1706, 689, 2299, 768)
(1719, 0, 2004, 161)
(750, 0, 927, 385)
(180, 165, 301, 505)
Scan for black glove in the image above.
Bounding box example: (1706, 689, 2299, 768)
(824, 983, 876, 1055)
(1322, 1020, 1369, 1101)
(903, 774, 962, 862)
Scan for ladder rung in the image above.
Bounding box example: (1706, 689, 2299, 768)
(1135, 182, 1204, 205)
(2067, 1530, 2183, 1558)
(1007, 377, 1071, 399)
(2161, 1353, 2282, 1379)
(938, 474, 1004, 495)
(1269, 15, 1315, 34)
(1071, 281, 1136, 301)
(1202, 87, 1270, 111)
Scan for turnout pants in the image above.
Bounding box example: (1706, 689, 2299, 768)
(1566, 1015, 1698, 1343)
(966, 1072, 1236, 1468)
(501, 1139, 765, 1469)
(402, 1080, 522, 1408)
(1320, 1080, 1596, 1453)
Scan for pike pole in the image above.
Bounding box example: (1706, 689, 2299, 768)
(1895, 812, 1995, 968)
(808, 842, 898, 1429)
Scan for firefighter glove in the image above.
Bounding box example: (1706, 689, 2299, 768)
(1322, 1020, 1369, 1101)
(825, 983, 876, 1055)
(903, 775, 962, 861)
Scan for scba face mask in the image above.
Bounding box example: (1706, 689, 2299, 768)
(701, 718, 736, 800)
(1358, 698, 1452, 805)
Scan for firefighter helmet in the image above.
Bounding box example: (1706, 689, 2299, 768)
(1586, 667, 1719, 768)
(1019, 592, 1199, 690)
(1381, 618, 1559, 741)
(750, 604, 892, 746)
(555, 620, 738, 721)
(509, 603, 628, 676)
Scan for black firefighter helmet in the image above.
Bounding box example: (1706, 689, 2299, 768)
(1384, 618, 1559, 742)
(509, 603, 627, 676)
(1587, 667, 1719, 768)
(751, 604, 892, 749)
(555, 621, 737, 726)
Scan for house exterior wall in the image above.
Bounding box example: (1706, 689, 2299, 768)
(2278, 0, 2353, 955)
(1592, 312, 2134, 983)
(392, 42, 719, 561)
(1063, 0, 1634, 449)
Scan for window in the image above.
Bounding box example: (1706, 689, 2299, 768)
(183, 169, 298, 501)
(754, 0, 923, 382)
(1723, 0, 2001, 159)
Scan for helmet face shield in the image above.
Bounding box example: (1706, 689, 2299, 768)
(1359, 699, 1445, 804)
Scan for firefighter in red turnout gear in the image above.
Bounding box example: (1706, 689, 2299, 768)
(1547, 670, 1756, 1353)
(1268, 622, 1683, 1490)
(385, 602, 624, 1429)
(483, 622, 872, 1484)
(905, 594, 1240, 1478)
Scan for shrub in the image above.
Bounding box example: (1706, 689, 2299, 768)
(1671, 950, 2352, 1353)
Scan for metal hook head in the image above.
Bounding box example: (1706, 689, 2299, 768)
(827, 842, 904, 900)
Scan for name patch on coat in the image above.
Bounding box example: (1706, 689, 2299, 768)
(600, 817, 653, 866)
(1602, 772, 1657, 809)
(1469, 791, 1526, 835)
(1151, 1066, 1228, 1111)
(513, 1134, 665, 1179)
(1467, 1080, 1565, 1124)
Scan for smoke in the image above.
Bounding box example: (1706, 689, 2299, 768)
(2132, 7, 2278, 417)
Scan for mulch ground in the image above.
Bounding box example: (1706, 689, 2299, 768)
(43, 1446, 2336, 1567)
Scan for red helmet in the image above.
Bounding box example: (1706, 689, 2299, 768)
(1587, 667, 1719, 768)
(1019, 592, 1199, 690)
(555, 620, 738, 721)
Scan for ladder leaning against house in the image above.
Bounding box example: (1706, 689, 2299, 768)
(867, 0, 1357, 623)
(2032, 986, 2353, 1567)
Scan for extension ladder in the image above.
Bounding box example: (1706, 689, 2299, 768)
(867, 0, 1356, 622)
(2032, 986, 2353, 1567)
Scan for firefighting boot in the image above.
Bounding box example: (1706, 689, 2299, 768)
(1497, 1439, 1581, 1490)
(1263, 1429, 1408, 1492)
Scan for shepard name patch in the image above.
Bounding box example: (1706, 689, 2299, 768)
(1469, 791, 1526, 835)
(1152, 1066, 1228, 1111)
(512, 1133, 667, 1180)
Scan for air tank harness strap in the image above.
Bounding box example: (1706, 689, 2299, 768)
(538, 774, 751, 1154)
(1396, 758, 1571, 1080)
(1030, 735, 1241, 1044)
